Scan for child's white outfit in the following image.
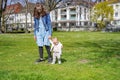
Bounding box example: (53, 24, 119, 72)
(49, 40, 63, 64)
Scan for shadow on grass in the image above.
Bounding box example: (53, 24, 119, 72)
(70, 39, 120, 61)
(44, 56, 67, 63)
(0, 40, 16, 46)
(61, 58, 67, 63)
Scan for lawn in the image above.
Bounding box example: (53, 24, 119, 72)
(0, 32, 120, 80)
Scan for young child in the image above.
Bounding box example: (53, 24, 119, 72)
(49, 37, 63, 64)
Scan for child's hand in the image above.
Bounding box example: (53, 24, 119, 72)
(48, 36, 52, 39)
(61, 45, 63, 48)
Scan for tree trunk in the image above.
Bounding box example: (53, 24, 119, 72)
(30, 12, 33, 30)
(2, 15, 6, 33)
(0, 0, 3, 33)
(0, 16, 2, 33)
(25, 0, 28, 33)
(25, 11, 28, 33)
(0, 0, 8, 33)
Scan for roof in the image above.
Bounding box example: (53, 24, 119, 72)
(5, 2, 23, 14)
(95, 0, 120, 4)
(59, 0, 95, 8)
(4, 2, 35, 14)
(109, 0, 120, 4)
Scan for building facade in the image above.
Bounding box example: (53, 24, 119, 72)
(111, 2, 120, 26)
(50, 1, 94, 31)
(5, 2, 35, 32)
(95, 0, 120, 26)
(4, 1, 120, 32)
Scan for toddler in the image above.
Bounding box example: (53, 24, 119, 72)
(49, 37, 63, 64)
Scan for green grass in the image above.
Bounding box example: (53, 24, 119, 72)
(0, 32, 120, 80)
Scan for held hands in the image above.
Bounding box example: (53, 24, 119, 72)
(34, 36, 37, 41)
(48, 35, 52, 39)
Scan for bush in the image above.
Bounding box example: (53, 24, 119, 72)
(53, 27, 57, 31)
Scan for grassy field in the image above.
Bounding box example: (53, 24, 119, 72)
(0, 32, 120, 80)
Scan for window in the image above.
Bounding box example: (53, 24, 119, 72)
(84, 22, 88, 26)
(61, 15, 67, 20)
(71, 14, 76, 17)
(70, 8, 76, 12)
(61, 23, 66, 27)
(9, 17, 14, 20)
(70, 22, 76, 27)
(80, 22, 81, 26)
(80, 7, 82, 19)
(70, 14, 76, 20)
(116, 5, 119, 9)
(61, 9, 66, 14)
(84, 8, 86, 20)
(115, 12, 118, 17)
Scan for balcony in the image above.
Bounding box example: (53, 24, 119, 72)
(69, 17, 76, 20)
(61, 9, 67, 15)
(61, 18, 67, 20)
(69, 11, 76, 14)
(61, 12, 66, 15)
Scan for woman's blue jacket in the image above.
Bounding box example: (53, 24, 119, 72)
(34, 13, 52, 36)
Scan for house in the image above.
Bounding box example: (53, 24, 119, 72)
(5, 2, 35, 32)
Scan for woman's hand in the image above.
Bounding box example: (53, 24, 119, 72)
(34, 36, 37, 41)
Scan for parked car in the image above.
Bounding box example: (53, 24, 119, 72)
(103, 24, 120, 32)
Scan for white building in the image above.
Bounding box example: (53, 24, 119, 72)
(50, 1, 94, 31)
(5, 2, 35, 32)
(110, 2, 120, 26)
(5, 1, 120, 32)
(94, 0, 120, 26)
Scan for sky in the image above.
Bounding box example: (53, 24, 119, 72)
(7, 0, 42, 6)
(7, 0, 37, 4)
(7, 0, 96, 6)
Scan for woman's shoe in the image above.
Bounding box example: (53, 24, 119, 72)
(35, 59, 44, 63)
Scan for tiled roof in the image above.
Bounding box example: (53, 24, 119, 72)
(5, 2, 23, 14)
(4, 2, 35, 14)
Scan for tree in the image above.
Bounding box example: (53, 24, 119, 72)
(91, 1, 114, 29)
(38, 0, 75, 12)
(0, 0, 8, 33)
(12, 0, 66, 32)
(24, 0, 29, 33)
(1, 1, 15, 33)
(12, 0, 29, 33)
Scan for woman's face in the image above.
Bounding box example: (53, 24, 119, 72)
(36, 4, 42, 13)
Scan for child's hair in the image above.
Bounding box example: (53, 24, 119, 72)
(51, 37, 59, 44)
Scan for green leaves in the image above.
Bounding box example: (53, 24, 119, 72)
(91, 1, 114, 29)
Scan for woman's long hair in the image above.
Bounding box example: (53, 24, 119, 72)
(33, 3, 46, 18)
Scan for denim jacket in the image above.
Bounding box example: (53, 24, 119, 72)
(34, 13, 52, 36)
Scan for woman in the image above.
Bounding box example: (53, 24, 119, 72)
(33, 2, 52, 63)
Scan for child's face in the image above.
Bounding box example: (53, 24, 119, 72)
(52, 38, 58, 45)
